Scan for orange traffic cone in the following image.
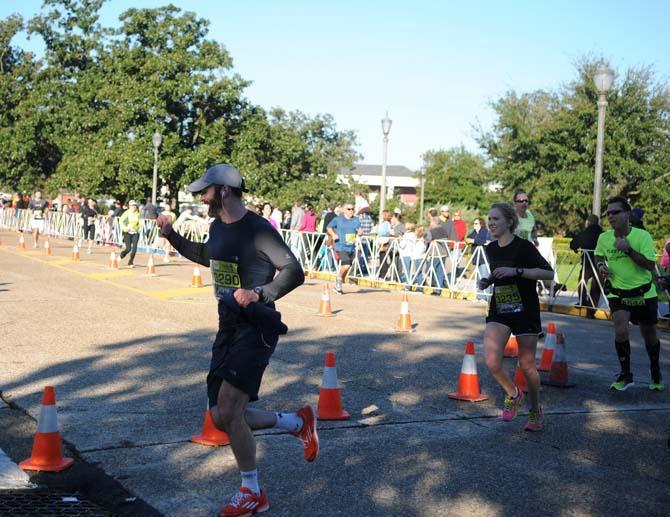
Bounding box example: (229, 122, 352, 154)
(19, 387, 74, 472)
(146, 254, 156, 276)
(42, 239, 52, 256)
(542, 332, 576, 388)
(395, 293, 415, 332)
(317, 352, 350, 420)
(109, 251, 119, 269)
(18, 234, 26, 250)
(190, 403, 230, 446)
(538, 322, 556, 372)
(317, 284, 335, 317)
(71, 244, 80, 261)
(513, 361, 529, 393)
(448, 341, 489, 402)
(191, 266, 203, 288)
(503, 335, 518, 357)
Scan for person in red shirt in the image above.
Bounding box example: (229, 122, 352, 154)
(299, 204, 317, 232)
(453, 210, 467, 242)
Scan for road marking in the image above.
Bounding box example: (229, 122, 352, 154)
(148, 287, 210, 300)
(0, 448, 35, 489)
(1, 245, 211, 304)
(88, 271, 135, 280)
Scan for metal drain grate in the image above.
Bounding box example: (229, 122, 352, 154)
(0, 489, 107, 516)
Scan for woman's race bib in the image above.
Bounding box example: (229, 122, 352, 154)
(494, 284, 524, 314)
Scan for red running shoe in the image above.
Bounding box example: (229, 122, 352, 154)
(291, 405, 319, 462)
(219, 487, 269, 517)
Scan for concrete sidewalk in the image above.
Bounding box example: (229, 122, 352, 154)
(1, 231, 669, 516)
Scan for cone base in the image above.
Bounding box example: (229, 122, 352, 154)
(317, 410, 351, 421)
(503, 352, 518, 358)
(190, 434, 230, 446)
(19, 456, 74, 472)
(448, 393, 489, 402)
(394, 327, 416, 333)
(317, 313, 336, 317)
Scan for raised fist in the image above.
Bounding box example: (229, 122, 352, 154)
(155, 214, 173, 237)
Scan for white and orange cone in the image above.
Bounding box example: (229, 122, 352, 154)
(448, 341, 489, 402)
(19, 386, 74, 472)
(191, 266, 203, 288)
(542, 332, 576, 388)
(190, 402, 230, 446)
(317, 284, 335, 317)
(538, 322, 556, 372)
(146, 254, 156, 276)
(18, 234, 26, 250)
(395, 293, 415, 332)
(317, 352, 350, 420)
(503, 335, 518, 358)
(109, 251, 119, 269)
(42, 239, 52, 256)
(71, 244, 80, 262)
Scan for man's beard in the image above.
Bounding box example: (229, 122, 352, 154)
(207, 189, 223, 218)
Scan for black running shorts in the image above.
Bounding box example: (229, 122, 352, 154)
(83, 224, 95, 240)
(207, 323, 278, 407)
(337, 249, 354, 266)
(486, 313, 542, 336)
(609, 296, 658, 326)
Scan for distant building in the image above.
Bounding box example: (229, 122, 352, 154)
(339, 164, 418, 205)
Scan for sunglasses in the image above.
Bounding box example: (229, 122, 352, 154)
(344, 207, 354, 211)
(606, 209, 624, 216)
(514, 199, 529, 203)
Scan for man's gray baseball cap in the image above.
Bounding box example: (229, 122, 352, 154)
(187, 164, 248, 193)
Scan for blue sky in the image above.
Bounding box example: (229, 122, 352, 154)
(1, 0, 668, 170)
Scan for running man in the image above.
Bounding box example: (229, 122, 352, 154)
(326, 202, 363, 294)
(28, 190, 49, 248)
(595, 196, 664, 391)
(479, 202, 554, 431)
(155, 164, 317, 516)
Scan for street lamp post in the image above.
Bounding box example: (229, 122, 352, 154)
(418, 169, 425, 223)
(379, 113, 392, 214)
(151, 130, 162, 205)
(592, 62, 615, 216)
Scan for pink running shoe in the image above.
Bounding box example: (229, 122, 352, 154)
(524, 406, 544, 432)
(219, 487, 269, 517)
(501, 386, 525, 421)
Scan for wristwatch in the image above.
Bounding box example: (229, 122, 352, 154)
(253, 286, 265, 303)
(516, 267, 525, 277)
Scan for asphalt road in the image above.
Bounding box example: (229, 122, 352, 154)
(1, 231, 669, 516)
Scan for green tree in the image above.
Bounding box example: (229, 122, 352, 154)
(478, 58, 670, 238)
(420, 146, 492, 212)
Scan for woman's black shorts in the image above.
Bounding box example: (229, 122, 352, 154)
(486, 312, 542, 336)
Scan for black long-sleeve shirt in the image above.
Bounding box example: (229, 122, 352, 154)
(166, 210, 304, 305)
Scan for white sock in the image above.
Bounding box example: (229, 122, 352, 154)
(240, 469, 260, 495)
(274, 412, 303, 433)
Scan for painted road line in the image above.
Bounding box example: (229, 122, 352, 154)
(148, 287, 211, 300)
(88, 271, 135, 280)
(0, 448, 35, 489)
(1, 246, 209, 303)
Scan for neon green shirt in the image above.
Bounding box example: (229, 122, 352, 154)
(514, 210, 535, 241)
(595, 227, 657, 298)
(119, 209, 141, 233)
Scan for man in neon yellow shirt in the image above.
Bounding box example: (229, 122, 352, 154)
(595, 195, 663, 391)
(119, 200, 141, 267)
(512, 190, 539, 247)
